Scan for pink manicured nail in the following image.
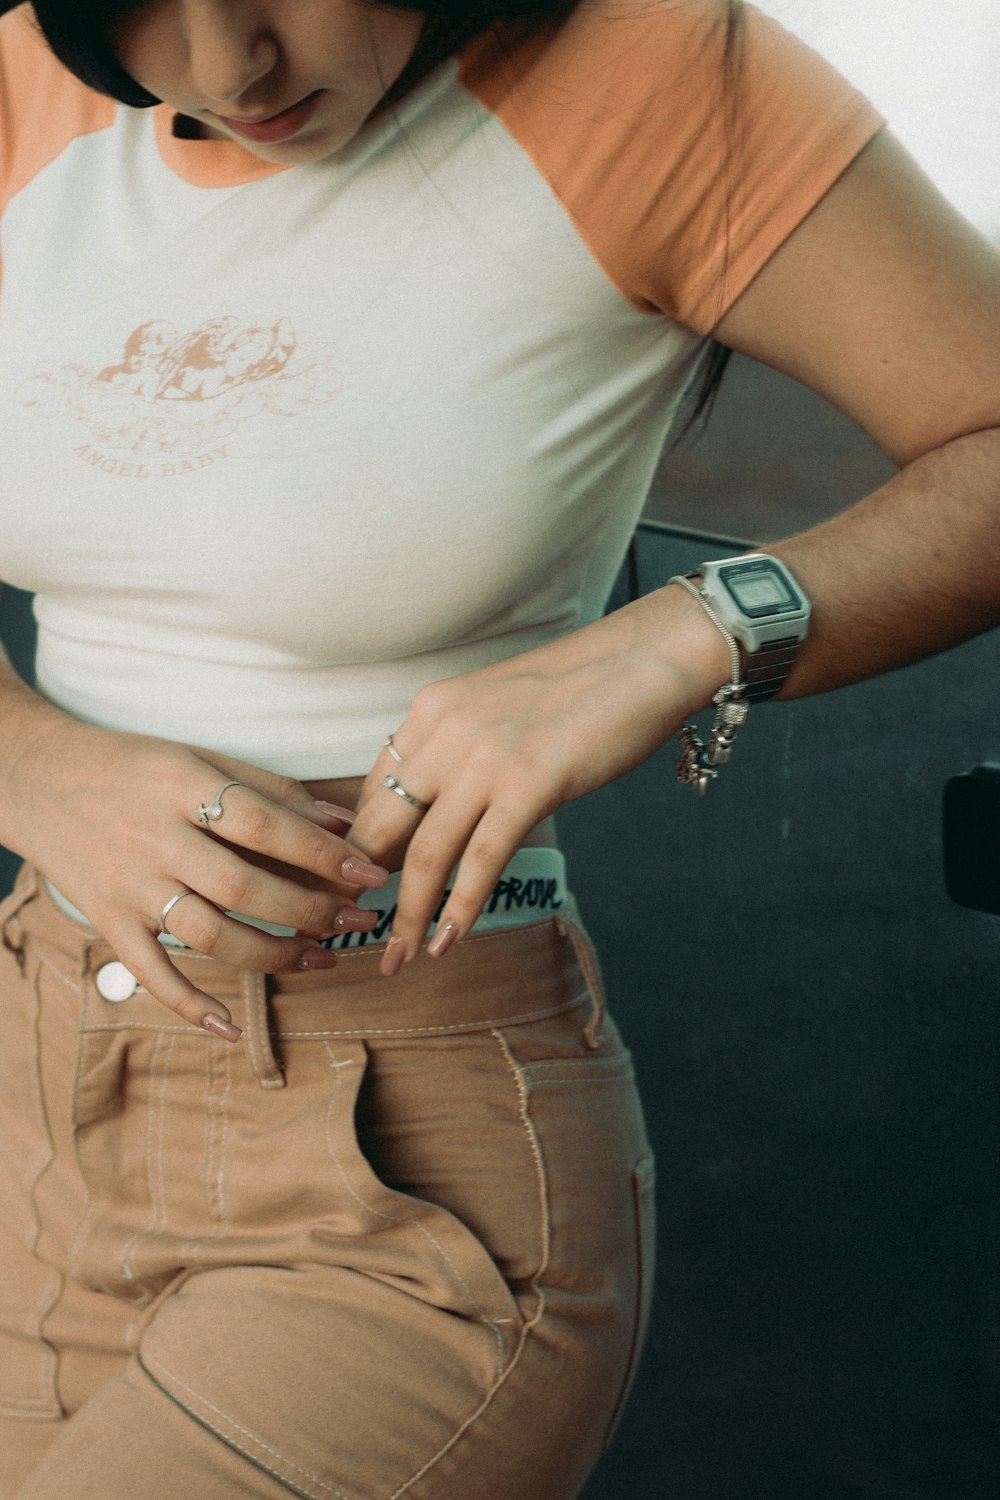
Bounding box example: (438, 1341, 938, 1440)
(341, 857, 388, 888)
(299, 947, 340, 970)
(427, 921, 458, 958)
(315, 801, 356, 823)
(201, 1013, 243, 1043)
(332, 907, 379, 933)
(381, 935, 407, 977)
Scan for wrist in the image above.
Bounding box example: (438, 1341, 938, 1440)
(0, 680, 94, 853)
(635, 579, 735, 719)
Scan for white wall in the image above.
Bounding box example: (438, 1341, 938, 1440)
(763, 0, 999, 236)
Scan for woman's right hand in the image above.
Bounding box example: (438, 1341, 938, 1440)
(4, 716, 388, 1039)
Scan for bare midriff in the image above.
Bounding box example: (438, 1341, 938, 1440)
(303, 774, 559, 871)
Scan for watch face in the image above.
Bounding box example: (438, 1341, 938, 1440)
(719, 561, 801, 618)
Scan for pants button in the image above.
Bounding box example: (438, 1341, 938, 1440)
(95, 961, 139, 1003)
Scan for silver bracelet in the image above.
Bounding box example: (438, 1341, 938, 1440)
(668, 574, 750, 794)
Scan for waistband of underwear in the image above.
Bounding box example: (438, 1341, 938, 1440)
(45, 846, 569, 951)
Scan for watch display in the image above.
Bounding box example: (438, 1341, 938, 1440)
(692, 553, 811, 703)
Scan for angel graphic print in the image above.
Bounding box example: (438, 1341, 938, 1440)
(18, 314, 341, 472)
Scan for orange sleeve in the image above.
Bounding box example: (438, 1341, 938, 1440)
(0, 6, 115, 219)
(460, 0, 886, 334)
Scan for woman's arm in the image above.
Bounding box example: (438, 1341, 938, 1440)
(718, 130, 1000, 695)
(348, 129, 1000, 967)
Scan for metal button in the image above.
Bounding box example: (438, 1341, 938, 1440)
(95, 961, 139, 1003)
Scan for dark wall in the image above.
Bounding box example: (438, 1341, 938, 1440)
(569, 535, 1000, 1500)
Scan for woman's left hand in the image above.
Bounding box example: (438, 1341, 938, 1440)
(347, 584, 730, 973)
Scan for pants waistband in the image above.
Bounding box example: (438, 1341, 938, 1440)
(2, 865, 606, 1049)
(44, 846, 569, 950)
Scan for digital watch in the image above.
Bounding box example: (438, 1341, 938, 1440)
(686, 552, 811, 702)
(668, 553, 811, 793)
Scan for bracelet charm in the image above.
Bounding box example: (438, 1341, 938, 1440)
(675, 684, 750, 794)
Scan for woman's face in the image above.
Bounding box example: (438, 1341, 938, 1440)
(114, 1, 424, 164)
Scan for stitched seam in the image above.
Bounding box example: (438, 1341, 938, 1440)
(68, 1028, 98, 1287)
(519, 1072, 636, 1087)
(0, 1392, 63, 1411)
(82, 1022, 203, 1034)
(34, 950, 82, 995)
(243, 970, 267, 1083)
(79, 993, 590, 1040)
(141, 1352, 351, 1500)
(120, 1032, 175, 1284)
(388, 1030, 552, 1498)
(178, 1036, 231, 1267)
(557, 913, 606, 1046)
(389, 1329, 538, 1500)
(525, 1057, 633, 1074)
(21, 953, 66, 1411)
(272, 993, 589, 1040)
(321, 1044, 506, 1369)
(489, 1030, 550, 1298)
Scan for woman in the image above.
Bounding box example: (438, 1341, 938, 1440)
(0, 2, 997, 1496)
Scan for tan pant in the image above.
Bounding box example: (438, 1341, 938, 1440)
(0, 865, 654, 1499)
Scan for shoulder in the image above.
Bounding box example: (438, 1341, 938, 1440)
(458, 1, 884, 331)
(1, 6, 116, 214)
(459, 0, 843, 114)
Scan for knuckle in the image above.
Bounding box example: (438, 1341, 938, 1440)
(121, 955, 196, 1024)
(262, 937, 305, 973)
(183, 910, 224, 955)
(298, 830, 337, 873)
(464, 837, 503, 871)
(269, 773, 304, 803)
(403, 835, 442, 879)
(444, 886, 482, 922)
(296, 892, 335, 936)
(410, 679, 450, 727)
(464, 738, 497, 773)
(173, 995, 213, 1028)
(240, 803, 279, 845)
(216, 864, 253, 911)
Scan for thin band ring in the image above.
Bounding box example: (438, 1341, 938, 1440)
(197, 780, 242, 828)
(384, 734, 404, 765)
(159, 889, 198, 936)
(381, 773, 431, 812)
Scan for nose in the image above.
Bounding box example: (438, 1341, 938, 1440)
(183, 2, 279, 107)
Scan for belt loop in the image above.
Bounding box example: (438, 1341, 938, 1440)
(241, 971, 285, 1088)
(556, 899, 606, 1049)
(0, 863, 41, 972)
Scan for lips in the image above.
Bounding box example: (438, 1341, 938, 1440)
(215, 90, 323, 144)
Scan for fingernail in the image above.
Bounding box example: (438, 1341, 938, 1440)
(427, 921, 458, 958)
(332, 906, 379, 933)
(316, 801, 356, 823)
(299, 946, 340, 970)
(380, 934, 407, 977)
(341, 856, 388, 888)
(201, 1013, 243, 1043)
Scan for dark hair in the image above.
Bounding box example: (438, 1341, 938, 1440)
(29, 0, 742, 426)
(28, 1, 577, 109)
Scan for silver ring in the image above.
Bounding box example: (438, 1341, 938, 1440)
(381, 773, 430, 811)
(197, 780, 242, 827)
(159, 889, 198, 936)
(384, 734, 404, 765)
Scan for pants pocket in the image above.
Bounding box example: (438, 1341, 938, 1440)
(318, 1037, 526, 1341)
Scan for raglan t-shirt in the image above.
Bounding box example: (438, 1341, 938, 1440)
(0, 1, 884, 778)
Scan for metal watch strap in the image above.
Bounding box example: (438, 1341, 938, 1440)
(682, 571, 801, 703)
(741, 635, 803, 702)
